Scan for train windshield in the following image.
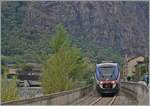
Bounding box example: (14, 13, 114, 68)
(100, 66, 115, 76)
(98, 65, 118, 80)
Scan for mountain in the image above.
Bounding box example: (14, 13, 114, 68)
(1, 1, 149, 60)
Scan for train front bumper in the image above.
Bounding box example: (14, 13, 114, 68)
(96, 84, 120, 94)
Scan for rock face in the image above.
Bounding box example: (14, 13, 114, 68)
(24, 1, 149, 56)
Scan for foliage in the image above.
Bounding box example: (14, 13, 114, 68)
(41, 24, 93, 94)
(139, 65, 147, 76)
(72, 36, 123, 65)
(21, 64, 33, 74)
(127, 76, 131, 81)
(2, 1, 27, 56)
(51, 24, 70, 53)
(1, 64, 9, 75)
(1, 70, 19, 102)
(2, 2, 123, 65)
(1, 55, 25, 65)
(1, 2, 51, 59)
(144, 57, 149, 74)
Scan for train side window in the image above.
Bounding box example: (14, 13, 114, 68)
(114, 66, 119, 79)
(96, 66, 100, 80)
(116, 65, 120, 77)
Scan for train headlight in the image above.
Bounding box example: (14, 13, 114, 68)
(111, 81, 116, 84)
(112, 83, 116, 88)
(99, 81, 103, 85)
(99, 81, 104, 88)
(99, 84, 103, 88)
(111, 81, 116, 88)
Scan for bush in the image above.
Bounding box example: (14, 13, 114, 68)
(1, 64, 8, 75)
(127, 76, 131, 81)
(1, 71, 19, 102)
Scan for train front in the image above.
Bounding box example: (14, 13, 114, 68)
(95, 63, 120, 95)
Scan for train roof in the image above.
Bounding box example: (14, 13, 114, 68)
(96, 63, 118, 67)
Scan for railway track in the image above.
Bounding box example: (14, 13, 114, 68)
(71, 89, 137, 105)
(71, 93, 117, 105)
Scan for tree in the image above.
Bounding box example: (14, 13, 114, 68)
(139, 65, 147, 77)
(41, 24, 92, 94)
(144, 57, 149, 74)
(22, 64, 32, 72)
(50, 23, 70, 53)
(21, 64, 33, 75)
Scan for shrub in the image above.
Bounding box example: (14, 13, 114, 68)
(1, 71, 19, 102)
(127, 76, 131, 81)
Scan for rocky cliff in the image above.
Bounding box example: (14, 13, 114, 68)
(2, 1, 149, 57)
(23, 1, 149, 56)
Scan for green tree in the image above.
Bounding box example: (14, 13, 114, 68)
(144, 57, 149, 74)
(139, 65, 147, 77)
(20, 64, 33, 75)
(50, 24, 70, 53)
(41, 24, 92, 94)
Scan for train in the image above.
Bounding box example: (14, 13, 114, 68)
(95, 62, 120, 95)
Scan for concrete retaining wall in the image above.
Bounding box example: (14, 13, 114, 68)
(121, 81, 149, 105)
(19, 87, 43, 99)
(2, 85, 92, 105)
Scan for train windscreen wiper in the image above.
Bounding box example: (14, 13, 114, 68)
(110, 69, 117, 79)
(98, 69, 105, 79)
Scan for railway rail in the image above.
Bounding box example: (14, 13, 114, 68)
(72, 95, 117, 105)
(72, 96, 118, 105)
(71, 89, 138, 105)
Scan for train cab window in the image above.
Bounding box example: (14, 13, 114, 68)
(98, 65, 118, 80)
(99, 66, 115, 76)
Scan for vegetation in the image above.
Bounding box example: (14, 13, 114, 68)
(1, 1, 148, 101)
(2, 1, 51, 62)
(20, 64, 33, 75)
(144, 57, 149, 74)
(1, 1, 123, 97)
(1, 64, 8, 75)
(139, 65, 147, 76)
(1, 68, 19, 102)
(138, 59, 148, 76)
(127, 76, 131, 81)
(133, 57, 149, 81)
(1, 79, 19, 102)
(1, 2, 123, 65)
(72, 36, 123, 65)
(2, 1, 27, 56)
(41, 24, 94, 94)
